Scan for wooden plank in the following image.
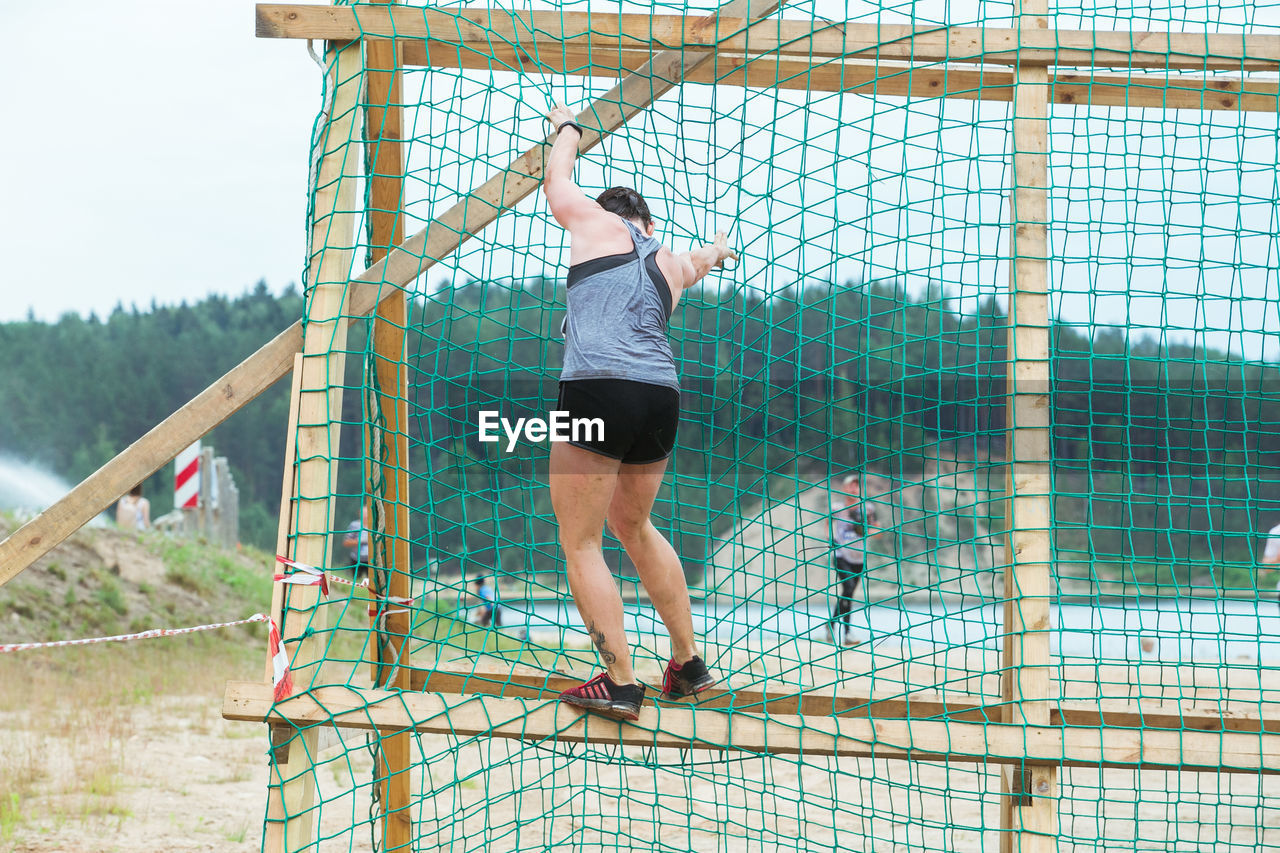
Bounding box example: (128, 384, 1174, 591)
(263, 353, 305, 684)
(1056, 697, 1280, 734)
(255, 4, 1280, 71)
(1002, 2, 1056, 849)
(362, 10, 413, 850)
(265, 36, 364, 853)
(222, 680, 1280, 775)
(400, 41, 1280, 112)
(199, 446, 215, 538)
(410, 664, 999, 720)
(409, 664, 1280, 733)
(0, 322, 300, 589)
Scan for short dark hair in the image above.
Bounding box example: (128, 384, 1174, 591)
(596, 187, 652, 228)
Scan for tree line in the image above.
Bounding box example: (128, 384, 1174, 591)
(2, 278, 1275, 591)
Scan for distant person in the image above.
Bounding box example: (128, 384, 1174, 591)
(828, 475, 878, 646)
(472, 577, 497, 628)
(1259, 520, 1280, 604)
(342, 505, 372, 583)
(115, 483, 151, 532)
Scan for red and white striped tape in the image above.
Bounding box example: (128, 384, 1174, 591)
(0, 613, 269, 653)
(1, 613, 295, 702)
(268, 616, 293, 701)
(274, 555, 331, 597)
(275, 556, 416, 614)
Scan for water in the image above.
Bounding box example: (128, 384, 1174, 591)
(496, 596, 1280, 664)
(0, 455, 96, 521)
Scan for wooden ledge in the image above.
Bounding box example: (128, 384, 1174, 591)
(410, 663, 1280, 734)
(255, 5, 1280, 72)
(223, 680, 1280, 774)
(400, 42, 1279, 112)
(410, 663, 997, 720)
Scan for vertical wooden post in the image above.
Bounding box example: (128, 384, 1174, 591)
(262, 355, 303, 853)
(214, 457, 232, 547)
(263, 33, 364, 853)
(362, 5, 414, 849)
(1000, 0, 1057, 850)
(200, 445, 216, 538)
(265, 354, 305, 682)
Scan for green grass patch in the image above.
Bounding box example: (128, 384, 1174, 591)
(94, 579, 128, 616)
(149, 538, 272, 611)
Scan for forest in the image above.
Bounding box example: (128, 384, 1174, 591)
(2, 278, 1275, 592)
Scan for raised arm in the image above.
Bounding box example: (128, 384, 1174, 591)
(679, 232, 737, 289)
(541, 104, 597, 231)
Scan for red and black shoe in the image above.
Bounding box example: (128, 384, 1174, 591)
(662, 655, 716, 699)
(559, 673, 646, 721)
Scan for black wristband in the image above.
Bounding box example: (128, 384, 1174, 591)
(557, 120, 584, 137)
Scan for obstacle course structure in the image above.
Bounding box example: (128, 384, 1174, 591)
(2, 0, 1278, 850)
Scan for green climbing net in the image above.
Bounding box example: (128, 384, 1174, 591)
(264, 0, 1280, 850)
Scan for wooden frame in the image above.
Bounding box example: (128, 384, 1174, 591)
(361, 9, 414, 849)
(394, 44, 1278, 112)
(255, 5, 1280, 72)
(408, 663, 1280, 733)
(257, 0, 787, 850)
(223, 680, 1280, 776)
(255, 4, 1280, 113)
(0, 0, 1271, 849)
(5, 0, 1275, 594)
(1001, 2, 1056, 847)
(264, 34, 364, 853)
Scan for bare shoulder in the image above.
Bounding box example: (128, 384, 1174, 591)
(568, 211, 634, 264)
(656, 246, 696, 291)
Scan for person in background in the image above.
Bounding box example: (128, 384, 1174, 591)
(1258, 520, 1280, 604)
(116, 483, 151, 532)
(828, 474, 878, 646)
(342, 505, 372, 583)
(472, 577, 497, 628)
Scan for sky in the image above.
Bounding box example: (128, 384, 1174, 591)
(0, 1, 317, 322)
(2, 1, 1276, 361)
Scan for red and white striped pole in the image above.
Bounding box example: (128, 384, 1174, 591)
(175, 441, 200, 510)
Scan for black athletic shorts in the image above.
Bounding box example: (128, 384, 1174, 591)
(557, 378, 680, 465)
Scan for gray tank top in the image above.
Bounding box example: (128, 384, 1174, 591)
(560, 218, 679, 390)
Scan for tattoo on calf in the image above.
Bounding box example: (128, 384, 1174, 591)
(587, 621, 618, 666)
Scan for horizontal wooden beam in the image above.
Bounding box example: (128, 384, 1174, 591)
(222, 680, 1280, 774)
(411, 664, 1280, 734)
(402, 41, 1278, 112)
(410, 664, 992, 720)
(0, 324, 302, 587)
(256, 4, 1280, 72)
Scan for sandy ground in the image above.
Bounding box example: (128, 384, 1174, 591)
(5, 632, 1280, 853)
(5, 682, 1280, 853)
(2, 695, 268, 853)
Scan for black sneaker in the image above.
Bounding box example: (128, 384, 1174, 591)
(662, 655, 716, 698)
(559, 673, 646, 721)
